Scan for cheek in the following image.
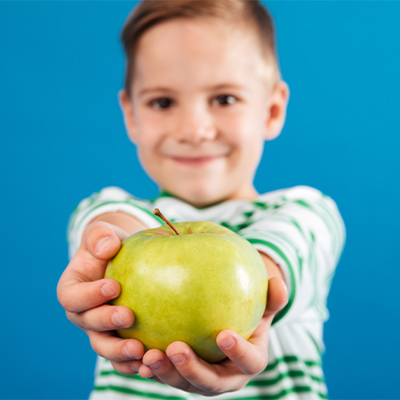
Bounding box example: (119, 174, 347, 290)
(224, 112, 264, 148)
(135, 118, 162, 154)
(134, 133, 161, 176)
(228, 116, 265, 169)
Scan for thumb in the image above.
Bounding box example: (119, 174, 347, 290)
(57, 222, 130, 312)
(82, 221, 130, 261)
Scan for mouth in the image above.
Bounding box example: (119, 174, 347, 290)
(170, 155, 224, 165)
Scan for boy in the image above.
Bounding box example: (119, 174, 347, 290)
(57, 0, 345, 399)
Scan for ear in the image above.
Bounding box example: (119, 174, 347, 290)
(264, 81, 290, 141)
(118, 89, 137, 143)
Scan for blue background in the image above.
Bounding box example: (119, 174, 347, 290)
(1, 1, 399, 399)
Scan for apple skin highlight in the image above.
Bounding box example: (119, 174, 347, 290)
(105, 221, 268, 363)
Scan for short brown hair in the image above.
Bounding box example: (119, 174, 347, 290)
(121, 0, 280, 96)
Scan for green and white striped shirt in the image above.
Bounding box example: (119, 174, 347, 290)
(68, 185, 345, 400)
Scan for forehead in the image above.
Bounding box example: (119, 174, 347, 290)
(132, 18, 265, 91)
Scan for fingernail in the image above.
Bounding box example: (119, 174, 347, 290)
(101, 283, 116, 298)
(112, 311, 125, 327)
(169, 353, 186, 365)
(130, 365, 139, 373)
(122, 346, 135, 359)
(95, 237, 112, 255)
(148, 360, 163, 370)
(221, 336, 235, 350)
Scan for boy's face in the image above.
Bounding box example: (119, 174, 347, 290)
(121, 18, 288, 207)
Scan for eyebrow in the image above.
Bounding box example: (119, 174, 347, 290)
(137, 87, 174, 97)
(137, 83, 247, 98)
(205, 83, 246, 92)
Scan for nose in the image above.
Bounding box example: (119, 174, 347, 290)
(173, 105, 216, 144)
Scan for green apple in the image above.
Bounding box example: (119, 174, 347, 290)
(105, 218, 268, 363)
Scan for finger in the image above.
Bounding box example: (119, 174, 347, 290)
(58, 277, 121, 313)
(140, 350, 165, 379)
(66, 304, 134, 331)
(59, 222, 128, 292)
(111, 359, 143, 376)
(165, 342, 240, 395)
(138, 369, 163, 385)
(65, 222, 126, 287)
(138, 364, 154, 379)
(264, 276, 288, 317)
(141, 349, 192, 391)
(87, 331, 145, 362)
(216, 329, 268, 376)
(57, 222, 130, 312)
(215, 277, 286, 359)
(213, 277, 288, 376)
(138, 363, 167, 384)
(82, 221, 129, 262)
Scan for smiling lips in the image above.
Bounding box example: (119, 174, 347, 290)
(171, 155, 223, 165)
(161, 139, 231, 166)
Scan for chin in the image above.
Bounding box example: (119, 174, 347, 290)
(172, 185, 230, 208)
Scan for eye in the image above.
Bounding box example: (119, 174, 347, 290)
(149, 97, 174, 110)
(211, 95, 237, 106)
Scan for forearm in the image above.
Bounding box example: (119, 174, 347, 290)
(90, 211, 148, 236)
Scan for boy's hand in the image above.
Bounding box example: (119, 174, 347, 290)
(138, 276, 288, 395)
(57, 221, 146, 374)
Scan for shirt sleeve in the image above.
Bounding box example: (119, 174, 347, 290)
(67, 186, 162, 259)
(238, 186, 346, 326)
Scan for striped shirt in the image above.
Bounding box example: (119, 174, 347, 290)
(67, 185, 345, 400)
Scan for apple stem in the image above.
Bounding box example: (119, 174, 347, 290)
(153, 208, 180, 235)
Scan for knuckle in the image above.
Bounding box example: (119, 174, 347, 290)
(233, 345, 266, 375)
(246, 356, 268, 376)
